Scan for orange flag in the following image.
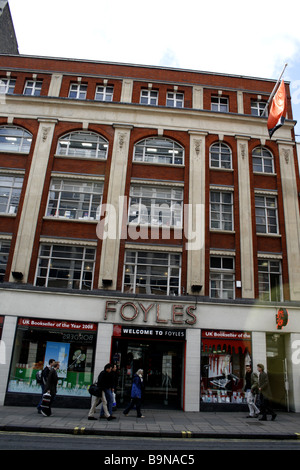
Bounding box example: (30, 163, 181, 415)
(267, 80, 287, 138)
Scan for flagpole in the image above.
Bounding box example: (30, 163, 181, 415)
(261, 63, 288, 117)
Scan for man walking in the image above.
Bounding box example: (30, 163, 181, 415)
(257, 363, 277, 421)
(88, 363, 116, 421)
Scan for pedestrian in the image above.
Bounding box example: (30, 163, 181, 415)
(123, 369, 145, 418)
(100, 363, 118, 418)
(37, 358, 55, 414)
(41, 361, 60, 417)
(244, 364, 260, 418)
(257, 363, 277, 421)
(88, 363, 116, 421)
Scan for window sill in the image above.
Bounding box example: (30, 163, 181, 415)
(256, 232, 281, 237)
(43, 216, 99, 224)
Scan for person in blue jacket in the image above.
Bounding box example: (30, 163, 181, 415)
(123, 369, 145, 418)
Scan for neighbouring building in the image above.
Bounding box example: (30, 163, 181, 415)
(0, 50, 299, 412)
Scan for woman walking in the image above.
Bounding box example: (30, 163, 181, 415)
(123, 369, 145, 418)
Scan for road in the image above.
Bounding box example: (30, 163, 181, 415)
(0, 431, 300, 452)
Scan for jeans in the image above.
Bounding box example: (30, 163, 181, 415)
(100, 389, 113, 416)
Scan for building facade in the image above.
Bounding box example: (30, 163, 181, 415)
(0, 53, 300, 411)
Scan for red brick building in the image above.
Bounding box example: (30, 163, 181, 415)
(0, 53, 299, 412)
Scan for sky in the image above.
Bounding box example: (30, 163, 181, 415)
(7, 0, 300, 139)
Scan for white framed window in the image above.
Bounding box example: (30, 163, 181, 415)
(0, 78, 16, 94)
(255, 195, 278, 234)
(251, 100, 268, 116)
(0, 239, 11, 282)
(129, 184, 183, 227)
(133, 137, 184, 165)
(211, 95, 228, 112)
(252, 147, 274, 173)
(210, 142, 232, 169)
(0, 126, 32, 154)
(166, 91, 184, 108)
(35, 244, 96, 290)
(140, 89, 158, 105)
(210, 256, 235, 299)
(56, 131, 108, 159)
(68, 83, 88, 99)
(0, 174, 24, 214)
(258, 259, 282, 301)
(210, 191, 233, 231)
(46, 178, 103, 220)
(123, 250, 181, 296)
(95, 85, 114, 101)
(23, 80, 43, 96)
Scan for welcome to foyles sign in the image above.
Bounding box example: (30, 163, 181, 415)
(104, 300, 197, 326)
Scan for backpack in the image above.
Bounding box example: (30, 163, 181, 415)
(36, 369, 43, 384)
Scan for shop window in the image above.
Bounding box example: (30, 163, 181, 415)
(209, 142, 232, 169)
(0, 174, 24, 214)
(0, 239, 11, 282)
(7, 318, 97, 397)
(123, 250, 181, 296)
(35, 244, 96, 290)
(258, 259, 282, 301)
(0, 126, 32, 154)
(128, 184, 183, 227)
(133, 137, 184, 165)
(46, 178, 103, 220)
(201, 329, 252, 405)
(56, 131, 108, 159)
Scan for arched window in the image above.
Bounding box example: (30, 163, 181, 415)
(133, 137, 184, 165)
(252, 147, 274, 173)
(209, 142, 232, 169)
(0, 126, 32, 153)
(56, 131, 108, 159)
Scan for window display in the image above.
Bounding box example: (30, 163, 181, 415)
(201, 330, 252, 405)
(8, 318, 97, 397)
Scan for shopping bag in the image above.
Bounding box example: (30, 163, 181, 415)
(40, 392, 51, 416)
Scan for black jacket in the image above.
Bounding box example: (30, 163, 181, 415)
(44, 367, 58, 396)
(97, 370, 112, 391)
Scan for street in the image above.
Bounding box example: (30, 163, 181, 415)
(0, 431, 300, 452)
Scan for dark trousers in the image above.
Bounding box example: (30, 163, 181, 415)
(260, 394, 275, 417)
(124, 397, 142, 417)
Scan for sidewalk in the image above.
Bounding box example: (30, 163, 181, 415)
(1, 406, 300, 440)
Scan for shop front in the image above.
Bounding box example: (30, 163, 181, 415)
(111, 324, 185, 409)
(201, 329, 252, 410)
(5, 317, 97, 408)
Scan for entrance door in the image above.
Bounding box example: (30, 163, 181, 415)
(266, 334, 287, 410)
(111, 338, 184, 409)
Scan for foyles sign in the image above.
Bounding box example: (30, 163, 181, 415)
(104, 300, 197, 325)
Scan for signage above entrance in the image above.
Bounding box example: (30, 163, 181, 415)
(113, 324, 186, 340)
(104, 300, 197, 325)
